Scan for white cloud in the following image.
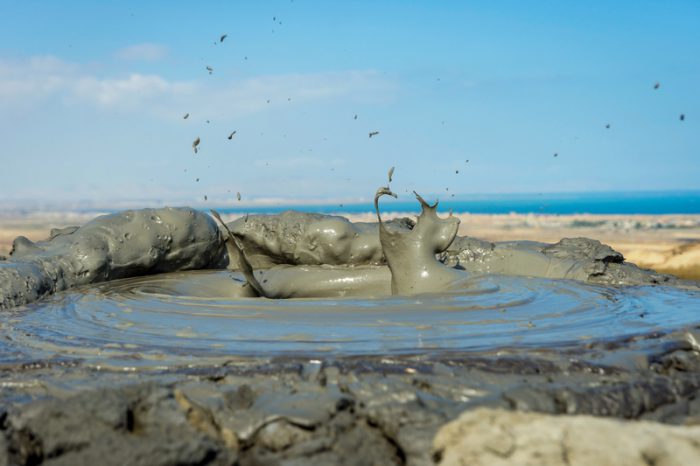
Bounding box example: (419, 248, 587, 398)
(71, 74, 195, 107)
(187, 70, 393, 117)
(0, 55, 394, 116)
(115, 43, 169, 61)
(0, 56, 78, 104)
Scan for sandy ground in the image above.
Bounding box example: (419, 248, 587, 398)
(2, 211, 700, 280)
(0, 211, 103, 257)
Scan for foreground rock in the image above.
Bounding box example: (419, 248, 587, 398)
(433, 408, 700, 466)
(1, 328, 700, 465)
(0, 208, 226, 309)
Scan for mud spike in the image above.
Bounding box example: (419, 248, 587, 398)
(374, 186, 397, 225)
(413, 191, 438, 210)
(210, 209, 268, 298)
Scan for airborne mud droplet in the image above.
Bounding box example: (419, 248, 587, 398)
(193, 137, 200, 154)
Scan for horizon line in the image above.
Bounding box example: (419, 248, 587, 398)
(1, 187, 700, 209)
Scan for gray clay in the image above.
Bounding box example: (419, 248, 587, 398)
(0, 207, 226, 309)
(0, 194, 695, 309)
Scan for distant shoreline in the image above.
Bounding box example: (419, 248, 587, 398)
(2, 190, 700, 216)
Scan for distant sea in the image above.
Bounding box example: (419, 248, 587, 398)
(3, 191, 700, 217)
(215, 191, 700, 216)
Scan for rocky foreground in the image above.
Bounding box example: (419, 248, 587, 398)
(434, 408, 700, 466)
(1, 327, 699, 465)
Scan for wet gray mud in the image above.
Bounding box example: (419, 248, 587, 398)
(1, 200, 700, 465)
(3, 271, 700, 363)
(0, 207, 226, 309)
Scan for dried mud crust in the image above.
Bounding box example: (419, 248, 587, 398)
(1, 328, 699, 466)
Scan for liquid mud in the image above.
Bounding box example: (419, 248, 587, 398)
(2, 196, 700, 465)
(2, 270, 699, 368)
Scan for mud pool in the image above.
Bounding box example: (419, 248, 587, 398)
(2, 271, 700, 368)
(1, 200, 700, 465)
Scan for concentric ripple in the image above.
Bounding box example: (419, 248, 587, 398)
(2, 270, 699, 367)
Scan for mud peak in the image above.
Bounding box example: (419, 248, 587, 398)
(375, 187, 464, 295)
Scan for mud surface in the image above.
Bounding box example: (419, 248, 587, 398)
(2, 265, 700, 465)
(2, 271, 700, 364)
(1, 205, 700, 464)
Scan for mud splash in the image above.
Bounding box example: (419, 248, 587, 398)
(1, 188, 699, 369)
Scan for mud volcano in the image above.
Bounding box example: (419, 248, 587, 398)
(1, 188, 700, 465)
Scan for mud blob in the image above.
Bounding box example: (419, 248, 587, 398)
(441, 236, 686, 287)
(0, 207, 225, 309)
(224, 211, 398, 269)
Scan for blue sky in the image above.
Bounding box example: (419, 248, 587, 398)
(0, 0, 698, 205)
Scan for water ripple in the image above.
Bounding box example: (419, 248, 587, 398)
(2, 270, 699, 367)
